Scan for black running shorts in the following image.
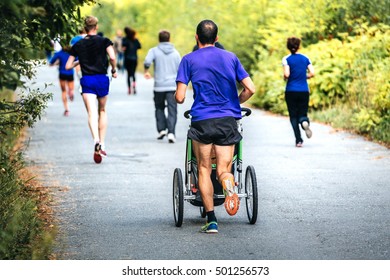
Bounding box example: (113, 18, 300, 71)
(59, 73, 74, 81)
(188, 117, 242, 146)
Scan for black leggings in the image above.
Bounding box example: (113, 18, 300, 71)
(285, 91, 310, 144)
(125, 59, 137, 87)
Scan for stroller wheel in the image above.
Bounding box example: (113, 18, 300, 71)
(245, 165, 258, 224)
(173, 168, 184, 227)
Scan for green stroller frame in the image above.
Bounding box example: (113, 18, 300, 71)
(173, 107, 258, 227)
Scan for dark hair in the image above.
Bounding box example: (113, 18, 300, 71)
(78, 27, 86, 34)
(196, 19, 218, 45)
(124, 27, 136, 40)
(62, 45, 71, 53)
(159, 30, 170, 42)
(287, 37, 301, 54)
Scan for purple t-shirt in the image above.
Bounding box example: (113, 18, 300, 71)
(176, 47, 249, 121)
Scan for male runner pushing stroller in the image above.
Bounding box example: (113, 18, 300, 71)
(175, 19, 255, 233)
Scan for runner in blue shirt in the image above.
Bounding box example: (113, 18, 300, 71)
(49, 46, 75, 116)
(282, 37, 315, 147)
(175, 19, 255, 233)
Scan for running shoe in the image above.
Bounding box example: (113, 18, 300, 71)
(296, 142, 303, 147)
(64, 110, 69, 117)
(168, 133, 176, 143)
(100, 148, 107, 158)
(222, 177, 240, 216)
(302, 121, 312, 138)
(157, 130, 167, 140)
(93, 143, 102, 164)
(200, 221, 218, 233)
(222, 177, 235, 197)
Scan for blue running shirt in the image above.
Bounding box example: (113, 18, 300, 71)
(50, 50, 74, 76)
(282, 53, 312, 92)
(176, 47, 249, 122)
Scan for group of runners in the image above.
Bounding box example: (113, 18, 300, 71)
(49, 16, 314, 233)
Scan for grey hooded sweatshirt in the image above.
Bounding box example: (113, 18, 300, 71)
(144, 42, 181, 92)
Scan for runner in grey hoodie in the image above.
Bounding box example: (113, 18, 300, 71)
(144, 30, 181, 143)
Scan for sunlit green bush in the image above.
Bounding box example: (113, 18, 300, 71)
(1, 0, 94, 260)
(251, 22, 389, 144)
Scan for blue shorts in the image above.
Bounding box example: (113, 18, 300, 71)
(80, 74, 110, 98)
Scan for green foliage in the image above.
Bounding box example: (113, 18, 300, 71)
(0, 0, 387, 260)
(346, 0, 390, 26)
(304, 39, 354, 109)
(0, 88, 53, 144)
(81, 0, 390, 144)
(89, 0, 386, 144)
(0, 0, 97, 260)
(0, 146, 51, 259)
(372, 112, 390, 144)
(0, 86, 52, 259)
(352, 108, 381, 133)
(249, 1, 390, 144)
(314, 24, 390, 142)
(311, 105, 355, 129)
(89, 0, 269, 72)
(0, 0, 96, 90)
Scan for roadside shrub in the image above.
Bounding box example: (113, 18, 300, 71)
(0, 149, 36, 259)
(251, 22, 390, 145)
(0, 87, 53, 259)
(372, 113, 390, 144)
(0, 146, 54, 260)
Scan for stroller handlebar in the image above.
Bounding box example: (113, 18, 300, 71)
(184, 107, 252, 119)
(241, 107, 252, 117)
(184, 110, 192, 119)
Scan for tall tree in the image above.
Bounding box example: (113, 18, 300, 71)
(0, 0, 96, 90)
(0, 0, 96, 142)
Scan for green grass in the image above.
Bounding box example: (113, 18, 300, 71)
(311, 105, 355, 130)
(311, 105, 390, 147)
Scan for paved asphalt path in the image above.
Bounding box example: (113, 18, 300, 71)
(25, 64, 389, 260)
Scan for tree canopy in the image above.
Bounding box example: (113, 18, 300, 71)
(0, 0, 388, 143)
(0, 0, 96, 90)
(0, 0, 97, 143)
(86, 0, 389, 142)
